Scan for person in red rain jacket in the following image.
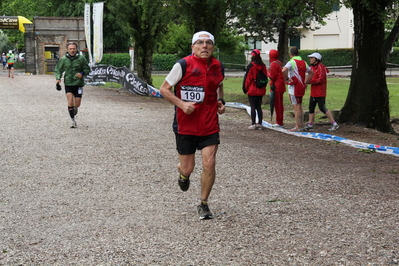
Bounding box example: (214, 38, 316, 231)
(242, 49, 268, 129)
(303, 52, 339, 132)
(268, 49, 286, 128)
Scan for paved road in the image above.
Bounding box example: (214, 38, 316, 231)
(1, 74, 398, 265)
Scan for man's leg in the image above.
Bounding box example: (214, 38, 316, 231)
(196, 144, 218, 219)
(200, 144, 218, 202)
(177, 153, 195, 178)
(66, 93, 77, 128)
(74, 97, 82, 108)
(177, 153, 195, 191)
(294, 103, 304, 129)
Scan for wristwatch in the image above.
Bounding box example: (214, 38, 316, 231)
(218, 98, 226, 105)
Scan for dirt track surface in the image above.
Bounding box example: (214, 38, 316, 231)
(1, 74, 399, 265)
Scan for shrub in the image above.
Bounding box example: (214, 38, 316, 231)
(14, 61, 25, 69)
(299, 48, 353, 66)
(219, 53, 246, 70)
(100, 53, 131, 67)
(152, 54, 179, 71)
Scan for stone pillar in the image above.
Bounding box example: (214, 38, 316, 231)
(24, 23, 36, 74)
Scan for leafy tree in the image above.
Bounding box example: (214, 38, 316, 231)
(156, 22, 245, 58)
(0, 0, 131, 53)
(230, 0, 339, 63)
(339, 0, 399, 132)
(109, 0, 170, 85)
(0, 32, 11, 53)
(0, 0, 53, 52)
(173, 0, 231, 38)
(169, 0, 240, 56)
(156, 23, 192, 58)
(49, 0, 131, 53)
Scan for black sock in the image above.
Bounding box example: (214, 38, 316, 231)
(68, 106, 75, 119)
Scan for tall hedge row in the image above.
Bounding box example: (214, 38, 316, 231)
(299, 48, 353, 66)
(99, 52, 246, 70)
(98, 48, 399, 70)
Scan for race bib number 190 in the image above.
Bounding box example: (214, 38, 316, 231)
(180, 85, 205, 103)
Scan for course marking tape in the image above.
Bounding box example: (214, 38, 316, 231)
(226, 102, 399, 157)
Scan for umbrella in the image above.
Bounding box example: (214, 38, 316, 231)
(269, 85, 275, 120)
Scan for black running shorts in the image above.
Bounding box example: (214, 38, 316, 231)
(175, 132, 220, 155)
(65, 86, 83, 98)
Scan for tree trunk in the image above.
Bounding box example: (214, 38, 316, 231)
(135, 46, 153, 86)
(277, 17, 289, 64)
(339, 1, 392, 133)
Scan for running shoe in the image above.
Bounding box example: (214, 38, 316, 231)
(197, 204, 213, 220)
(328, 123, 340, 132)
(71, 118, 77, 128)
(255, 124, 265, 130)
(303, 124, 314, 131)
(272, 124, 284, 128)
(178, 174, 190, 191)
(248, 124, 257, 130)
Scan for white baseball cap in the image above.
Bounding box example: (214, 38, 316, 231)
(308, 52, 322, 60)
(192, 31, 214, 45)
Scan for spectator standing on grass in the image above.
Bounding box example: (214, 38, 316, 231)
(6, 50, 15, 78)
(160, 31, 225, 220)
(242, 49, 268, 130)
(282, 46, 313, 131)
(303, 52, 339, 132)
(54, 42, 90, 128)
(268, 49, 286, 128)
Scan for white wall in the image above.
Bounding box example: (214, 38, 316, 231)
(301, 6, 354, 50)
(245, 5, 354, 57)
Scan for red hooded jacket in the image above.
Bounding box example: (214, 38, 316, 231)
(268, 50, 285, 93)
(243, 62, 268, 96)
(309, 62, 329, 97)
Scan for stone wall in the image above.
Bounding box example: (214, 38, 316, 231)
(24, 17, 85, 74)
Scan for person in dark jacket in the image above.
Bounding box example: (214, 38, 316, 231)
(55, 42, 90, 128)
(243, 49, 268, 129)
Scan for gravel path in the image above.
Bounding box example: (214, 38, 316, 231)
(1, 74, 399, 265)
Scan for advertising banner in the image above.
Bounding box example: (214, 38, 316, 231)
(84, 3, 93, 66)
(92, 2, 104, 64)
(0, 16, 32, 32)
(0, 16, 18, 30)
(86, 65, 162, 98)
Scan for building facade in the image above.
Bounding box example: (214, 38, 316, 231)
(246, 6, 354, 61)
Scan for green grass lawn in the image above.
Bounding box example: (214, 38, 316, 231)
(152, 75, 399, 118)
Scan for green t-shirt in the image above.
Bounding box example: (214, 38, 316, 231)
(6, 53, 15, 64)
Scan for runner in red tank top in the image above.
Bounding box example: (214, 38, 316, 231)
(160, 31, 225, 220)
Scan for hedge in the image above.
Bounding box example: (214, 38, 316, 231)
(98, 48, 399, 70)
(99, 53, 246, 70)
(299, 48, 399, 67)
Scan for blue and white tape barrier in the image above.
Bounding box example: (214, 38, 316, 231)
(226, 102, 399, 157)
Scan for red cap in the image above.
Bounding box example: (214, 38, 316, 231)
(251, 49, 261, 57)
